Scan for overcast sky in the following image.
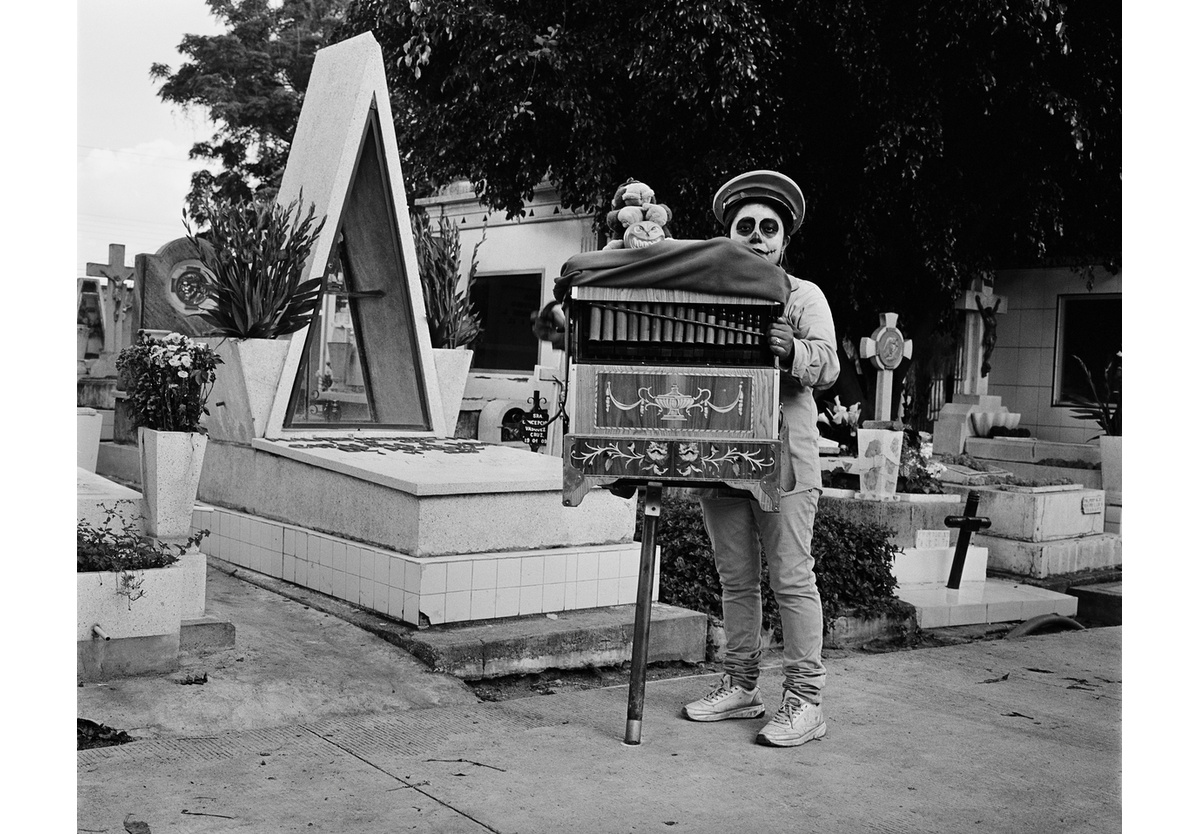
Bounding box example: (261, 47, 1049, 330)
(77, 0, 224, 278)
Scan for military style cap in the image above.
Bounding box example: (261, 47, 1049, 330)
(712, 170, 806, 234)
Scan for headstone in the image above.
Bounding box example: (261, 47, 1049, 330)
(858, 312, 912, 423)
(931, 277, 1011, 455)
(133, 237, 215, 337)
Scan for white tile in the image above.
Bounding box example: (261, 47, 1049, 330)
(423, 562, 447, 594)
(332, 570, 347, 600)
(355, 547, 371, 581)
(317, 536, 333, 567)
(472, 558, 498, 591)
(521, 556, 545, 586)
(618, 549, 641, 578)
(542, 583, 565, 612)
(294, 532, 309, 562)
(331, 541, 347, 572)
(445, 590, 472, 622)
(544, 553, 567, 584)
(575, 580, 598, 609)
(495, 587, 521, 618)
(421, 592, 446, 625)
(376, 552, 392, 587)
(519, 585, 543, 615)
(497, 557, 522, 588)
(563, 582, 578, 610)
(282, 554, 296, 583)
(598, 553, 621, 580)
(402, 591, 419, 624)
(283, 527, 296, 557)
(402, 558, 421, 592)
(345, 571, 361, 603)
(596, 578, 620, 607)
(564, 553, 578, 583)
(918, 605, 950, 629)
(319, 565, 334, 595)
(357, 577, 373, 609)
(389, 585, 405, 619)
(446, 560, 472, 592)
(617, 575, 639, 604)
(577, 552, 599, 582)
(471, 589, 498, 620)
(346, 546, 363, 579)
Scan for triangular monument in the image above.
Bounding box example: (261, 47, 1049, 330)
(266, 31, 445, 437)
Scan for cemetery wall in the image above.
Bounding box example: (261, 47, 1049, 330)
(987, 267, 1122, 445)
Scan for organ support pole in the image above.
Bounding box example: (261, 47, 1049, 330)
(624, 481, 662, 745)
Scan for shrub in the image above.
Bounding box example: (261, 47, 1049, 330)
(77, 502, 206, 573)
(646, 491, 902, 637)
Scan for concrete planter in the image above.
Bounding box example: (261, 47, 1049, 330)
(77, 565, 183, 681)
(432, 348, 474, 436)
(197, 337, 290, 443)
(78, 408, 104, 472)
(1099, 435, 1122, 496)
(853, 428, 904, 499)
(820, 492, 965, 548)
(138, 428, 207, 539)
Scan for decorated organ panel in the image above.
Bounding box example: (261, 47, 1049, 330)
(558, 236, 790, 512)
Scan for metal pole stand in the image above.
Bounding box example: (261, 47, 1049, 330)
(624, 482, 663, 745)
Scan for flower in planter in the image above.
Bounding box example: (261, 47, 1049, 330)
(185, 195, 327, 339)
(817, 396, 861, 455)
(411, 209, 486, 349)
(116, 332, 222, 432)
(1067, 351, 1121, 438)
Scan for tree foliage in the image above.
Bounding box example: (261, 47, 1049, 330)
(152, 0, 347, 216)
(336, 0, 1119, 339)
(156, 1, 1120, 348)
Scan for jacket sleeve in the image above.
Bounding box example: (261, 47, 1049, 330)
(784, 279, 840, 392)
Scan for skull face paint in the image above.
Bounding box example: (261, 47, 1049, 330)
(729, 202, 787, 265)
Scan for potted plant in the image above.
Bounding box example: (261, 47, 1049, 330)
(411, 209, 487, 434)
(183, 195, 327, 441)
(116, 331, 222, 538)
(77, 501, 207, 680)
(1068, 352, 1121, 494)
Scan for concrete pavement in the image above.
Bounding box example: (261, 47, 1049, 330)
(78, 564, 1121, 833)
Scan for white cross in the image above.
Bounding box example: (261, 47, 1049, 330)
(859, 312, 912, 422)
(85, 244, 136, 355)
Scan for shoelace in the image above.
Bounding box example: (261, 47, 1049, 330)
(703, 682, 735, 703)
(771, 698, 805, 725)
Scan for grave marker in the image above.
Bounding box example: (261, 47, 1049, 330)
(85, 244, 139, 361)
(858, 312, 912, 422)
(944, 490, 992, 589)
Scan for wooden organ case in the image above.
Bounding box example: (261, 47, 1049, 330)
(562, 284, 784, 512)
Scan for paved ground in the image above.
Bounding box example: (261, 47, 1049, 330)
(76, 565, 1122, 833)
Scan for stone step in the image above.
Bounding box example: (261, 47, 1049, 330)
(1067, 582, 1122, 627)
(976, 532, 1121, 579)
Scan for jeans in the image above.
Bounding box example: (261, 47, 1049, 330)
(699, 488, 826, 704)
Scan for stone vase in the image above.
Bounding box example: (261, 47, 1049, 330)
(432, 348, 474, 436)
(1099, 435, 1122, 496)
(138, 428, 207, 539)
(77, 407, 104, 472)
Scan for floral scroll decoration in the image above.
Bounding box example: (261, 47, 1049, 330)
(604, 381, 744, 423)
(570, 439, 773, 479)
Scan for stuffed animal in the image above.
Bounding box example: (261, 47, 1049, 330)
(602, 178, 673, 250)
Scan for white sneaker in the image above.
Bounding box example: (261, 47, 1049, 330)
(682, 674, 766, 722)
(756, 692, 826, 747)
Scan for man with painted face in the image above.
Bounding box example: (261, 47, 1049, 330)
(682, 170, 839, 748)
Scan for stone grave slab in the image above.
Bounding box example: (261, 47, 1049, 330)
(974, 532, 1122, 579)
(941, 483, 1106, 541)
(897, 579, 1078, 629)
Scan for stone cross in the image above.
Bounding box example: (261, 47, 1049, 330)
(859, 312, 912, 422)
(954, 277, 1007, 397)
(86, 244, 137, 356)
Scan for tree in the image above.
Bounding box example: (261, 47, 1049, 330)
(152, 0, 348, 217)
(335, 0, 1118, 343)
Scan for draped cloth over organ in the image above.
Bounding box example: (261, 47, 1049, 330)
(555, 237, 791, 304)
(559, 236, 787, 514)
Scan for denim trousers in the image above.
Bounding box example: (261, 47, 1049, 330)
(699, 488, 826, 704)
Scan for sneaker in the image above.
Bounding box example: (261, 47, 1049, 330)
(756, 692, 827, 747)
(682, 674, 766, 722)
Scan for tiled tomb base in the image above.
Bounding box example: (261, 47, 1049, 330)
(193, 506, 653, 627)
(892, 545, 1076, 628)
(897, 580, 1078, 630)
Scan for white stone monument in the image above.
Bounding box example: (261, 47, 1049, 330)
(195, 32, 640, 628)
(932, 277, 1012, 455)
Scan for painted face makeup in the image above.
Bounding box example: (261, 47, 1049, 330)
(730, 203, 786, 265)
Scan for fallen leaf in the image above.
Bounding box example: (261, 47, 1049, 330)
(124, 814, 151, 834)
